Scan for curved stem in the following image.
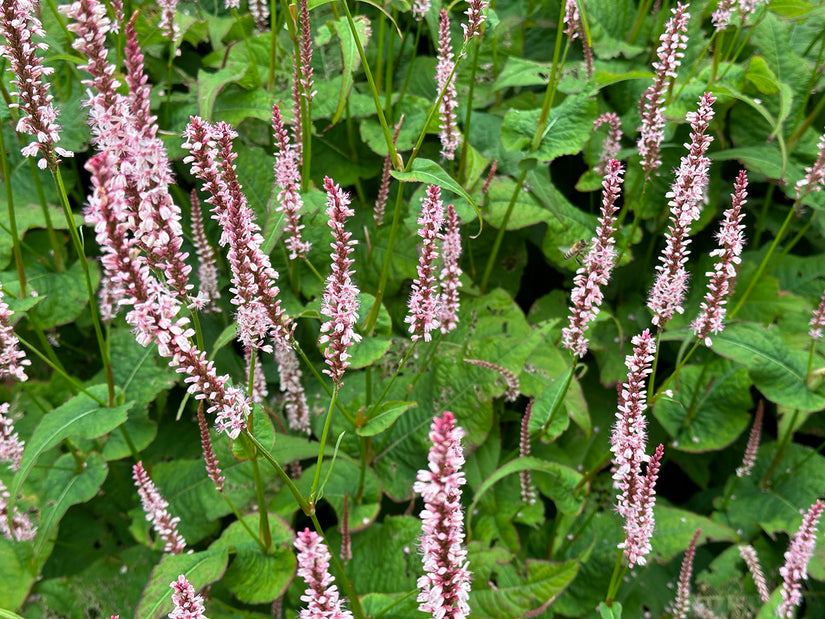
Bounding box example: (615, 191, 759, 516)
(310, 384, 339, 503)
(245, 429, 312, 514)
(480, 168, 528, 293)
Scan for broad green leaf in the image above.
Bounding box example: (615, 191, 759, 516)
(650, 506, 737, 561)
(0, 204, 83, 271)
(136, 548, 229, 619)
(481, 177, 553, 230)
(500, 94, 598, 162)
(212, 85, 274, 125)
(8, 385, 128, 524)
(358, 401, 418, 436)
(360, 592, 419, 616)
(35, 453, 109, 557)
(197, 65, 252, 121)
(0, 537, 34, 609)
(211, 513, 295, 604)
(745, 56, 780, 94)
(529, 366, 575, 442)
(711, 323, 825, 412)
(471, 558, 579, 619)
(654, 359, 752, 452)
(493, 56, 553, 90)
(390, 158, 480, 222)
(347, 516, 421, 594)
(328, 16, 372, 126)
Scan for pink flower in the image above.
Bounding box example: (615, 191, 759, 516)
(249, 0, 269, 30)
(197, 403, 224, 493)
(563, 0, 581, 39)
(294, 528, 354, 618)
(133, 461, 187, 555)
(520, 401, 537, 505)
(438, 204, 463, 334)
(411, 0, 429, 21)
(561, 159, 624, 357)
(298, 0, 314, 101)
(670, 528, 701, 618)
(692, 169, 747, 346)
(810, 287, 825, 340)
(778, 500, 825, 618)
(157, 0, 178, 38)
(797, 130, 825, 198)
(0, 289, 30, 382)
(275, 341, 310, 434)
(647, 92, 716, 328)
(375, 116, 404, 226)
(0, 478, 36, 541)
(593, 113, 623, 175)
(736, 403, 762, 478)
(169, 575, 208, 619)
(0, 403, 24, 471)
(319, 177, 361, 384)
(739, 544, 770, 603)
(414, 412, 471, 619)
(0, 0, 72, 169)
(462, 0, 488, 40)
(436, 10, 461, 160)
(190, 190, 221, 312)
(272, 104, 310, 259)
(124, 15, 151, 134)
(712, 0, 736, 29)
(406, 185, 445, 342)
(637, 2, 690, 176)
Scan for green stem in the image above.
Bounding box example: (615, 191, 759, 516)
(651, 340, 700, 404)
(760, 409, 799, 490)
(0, 116, 27, 295)
(223, 494, 267, 552)
(310, 384, 339, 504)
(249, 453, 273, 549)
(752, 183, 775, 248)
(366, 341, 418, 417)
(480, 168, 528, 293)
(532, 10, 568, 151)
(627, 0, 655, 45)
(604, 548, 627, 606)
(245, 429, 313, 514)
(396, 20, 422, 117)
(268, 1, 279, 90)
(17, 335, 104, 404)
(309, 512, 367, 619)
(292, 343, 355, 424)
(383, 10, 397, 120)
(457, 36, 482, 182)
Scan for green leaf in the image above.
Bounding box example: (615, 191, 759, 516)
(347, 516, 421, 594)
(529, 366, 575, 442)
(493, 57, 553, 90)
(654, 359, 752, 452)
(599, 602, 623, 618)
(711, 323, 825, 412)
(8, 385, 128, 524)
(745, 56, 780, 94)
(0, 204, 83, 270)
(211, 513, 296, 604)
(328, 15, 372, 126)
(197, 65, 252, 121)
(390, 158, 481, 225)
(0, 537, 34, 609)
(136, 548, 229, 618)
(650, 506, 737, 561)
(501, 94, 598, 162)
(358, 401, 418, 436)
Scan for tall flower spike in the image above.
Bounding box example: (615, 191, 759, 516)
(123, 14, 151, 133)
(406, 185, 445, 342)
(593, 113, 623, 175)
(0, 403, 24, 471)
(647, 92, 716, 329)
(295, 528, 355, 619)
(692, 169, 747, 346)
(610, 329, 658, 567)
(438, 203, 463, 334)
(169, 575, 208, 619)
(0, 288, 30, 382)
(319, 177, 361, 384)
(414, 412, 471, 619)
(190, 190, 221, 312)
(637, 2, 690, 177)
(157, 0, 178, 38)
(738, 544, 770, 603)
(341, 494, 352, 562)
(778, 499, 825, 618)
(463, 358, 519, 401)
(712, 0, 736, 29)
(736, 402, 762, 478)
(375, 115, 404, 226)
(272, 103, 310, 259)
(436, 10, 461, 160)
(133, 461, 187, 555)
(0, 478, 36, 541)
(298, 0, 314, 101)
(462, 0, 488, 40)
(810, 286, 825, 340)
(797, 130, 825, 198)
(519, 401, 537, 505)
(562, 159, 624, 358)
(670, 528, 701, 619)
(481, 159, 497, 197)
(249, 0, 269, 31)
(275, 341, 310, 434)
(197, 403, 225, 493)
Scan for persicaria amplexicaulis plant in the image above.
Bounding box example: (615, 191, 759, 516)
(3, 0, 825, 617)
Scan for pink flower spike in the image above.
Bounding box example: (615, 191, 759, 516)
(169, 575, 208, 619)
(406, 185, 445, 342)
(298, 0, 314, 101)
(739, 544, 770, 603)
(0, 288, 30, 382)
(295, 528, 354, 618)
(375, 116, 404, 226)
(0, 403, 24, 471)
(481, 160, 497, 196)
(190, 190, 221, 312)
(436, 10, 461, 160)
(561, 159, 624, 357)
(462, 0, 488, 40)
(275, 341, 310, 434)
(691, 169, 747, 346)
(670, 528, 701, 618)
(414, 412, 471, 619)
(810, 286, 825, 340)
(438, 204, 463, 334)
(637, 2, 690, 177)
(778, 500, 825, 618)
(197, 403, 225, 493)
(0, 477, 36, 541)
(411, 0, 429, 21)
(0, 0, 72, 170)
(593, 113, 623, 175)
(272, 103, 310, 259)
(519, 401, 537, 505)
(157, 0, 179, 38)
(647, 92, 716, 329)
(736, 402, 762, 478)
(133, 461, 187, 555)
(124, 14, 152, 135)
(319, 177, 361, 385)
(797, 130, 825, 198)
(712, 0, 736, 29)
(463, 358, 519, 401)
(249, 0, 269, 30)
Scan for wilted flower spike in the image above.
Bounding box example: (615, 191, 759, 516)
(519, 401, 537, 505)
(562, 160, 624, 357)
(438, 204, 463, 334)
(739, 544, 770, 603)
(778, 500, 825, 618)
(736, 402, 762, 478)
(691, 169, 747, 346)
(436, 10, 461, 160)
(197, 404, 225, 493)
(0, 403, 24, 471)
(375, 116, 404, 226)
(295, 528, 354, 618)
(797, 130, 825, 198)
(593, 113, 623, 175)
(133, 461, 187, 555)
(319, 177, 361, 384)
(0, 289, 30, 382)
(637, 2, 690, 176)
(464, 358, 518, 401)
(414, 412, 471, 619)
(0, 478, 36, 541)
(670, 528, 701, 619)
(169, 575, 208, 619)
(648, 92, 716, 329)
(407, 185, 445, 342)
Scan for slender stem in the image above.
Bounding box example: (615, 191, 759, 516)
(367, 341, 418, 417)
(310, 384, 339, 503)
(458, 37, 482, 182)
(752, 184, 775, 248)
(627, 0, 655, 45)
(17, 335, 104, 404)
(760, 409, 799, 490)
(249, 454, 273, 549)
(309, 512, 367, 619)
(223, 494, 267, 552)
(396, 20, 422, 117)
(651, 340, 700, 404)
(244, 429, 312, 514)
(531, 2, 568, 151)
(604, 548, 626, 606)
(480, 168, 528, 293)
(383, 10, 397, 121)
(292, 343, 355, 424)
(268, 1, 279, 90)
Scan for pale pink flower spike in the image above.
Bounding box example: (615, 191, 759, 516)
(169, 574, 208, 619)
(133, 461, 187, 555)
(0, 288, 30, 382)
(436, 10, 461, 160)
(295, 528, 354, 618)
(778, 499, 825, 618)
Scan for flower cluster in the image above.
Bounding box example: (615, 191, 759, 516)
(298, 0, 314, 101)
(436, 10, 461, 160)
(374, 116, 404, 226)
(0, 403, 24, 471)
(647, 92, 716, 328)
(462, 0, 488, 40)
(778, 500, 825, 618)
(249, 0, 269, 30)
(736, 403, 762, 478)
(414, 412, 471, 619)
(157, 0, 178, 38)
(670, 528, 701, 619)
(610, 330, 664, 567)
(272, 104, 310, 259)
(562, 0, 593, 76)
(738, 544, 770, 603)
(411, 0, 429, 21)
(0, 289, 30, 382)
(439, 204, 463, 334)
(0, 0, 72, 169)
(189, 190, 221, 312)
(810, 287, 825, 340)
(319, 177, 362, 384)
(637, 2, 690, 176)
(593, 113, 623, 175)
(169, 575, 208, 619)
(519, 401, 537, 505)
(294, 528, 354, 618)
(132, 461, 187, 555)
(197, 404, 225, 493)
(691, 169, 748, 346)
(0, 478, 36, 541)
(275, 341, 310, 434)
(407, 185, 446, 342)
(796, 129, 825, 198)
(711, 0, 736, 29)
